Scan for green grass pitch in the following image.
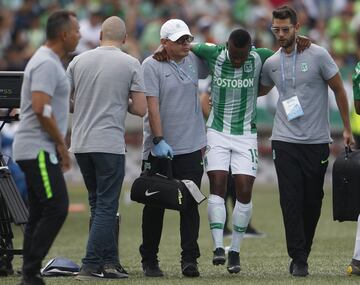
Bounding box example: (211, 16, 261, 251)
(3, 182, 360, 285)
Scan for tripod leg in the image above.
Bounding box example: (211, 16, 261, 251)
(0, 195, 14, 276)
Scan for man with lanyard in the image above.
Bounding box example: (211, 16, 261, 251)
(140, 19, 208, 278)
(154, 25, 310, 274)
(260, 5, 353, 277)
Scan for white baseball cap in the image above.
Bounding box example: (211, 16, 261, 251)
(160, 19, 193, 41)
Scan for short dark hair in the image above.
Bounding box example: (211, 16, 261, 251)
(272, 5, 298, 25)
(46, 10, 76, 40)
(228, 29, 251, 48)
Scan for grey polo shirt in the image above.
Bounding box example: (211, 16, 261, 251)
(142, 51, 209, 159)
(261, 44, 339, 144)
(13, 46, 70, 160)
(67, 46, 145, 154)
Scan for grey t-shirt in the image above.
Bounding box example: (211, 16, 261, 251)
(67, 46, 145, 154)
(261, 44, 338, 144)
(142, 51, 209, 159)
(13, 46, 70, 160)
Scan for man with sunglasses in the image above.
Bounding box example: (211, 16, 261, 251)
(260, 6, 353, 277)
(153, 22, 310, 274)
(140, 19, 209, 278)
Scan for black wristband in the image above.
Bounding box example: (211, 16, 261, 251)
(152, 136, 164, 145)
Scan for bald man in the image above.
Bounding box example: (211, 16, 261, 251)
(67, 16, 146, 280)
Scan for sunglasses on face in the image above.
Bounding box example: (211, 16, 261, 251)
(173, 35, 194, 45)
(271, 25, 294, 34)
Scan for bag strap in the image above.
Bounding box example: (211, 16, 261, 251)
(146, 157, 173, 179)
(345, 145, 352, 159)
(166, 158, 173, 179)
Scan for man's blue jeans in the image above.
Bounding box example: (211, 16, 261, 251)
(75, 152, 125, 269)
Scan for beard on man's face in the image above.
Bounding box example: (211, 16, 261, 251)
(279, 34, 296, 49)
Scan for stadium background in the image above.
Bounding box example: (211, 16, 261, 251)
(1, 2, 360, 284)
(0, 0, 359, 185)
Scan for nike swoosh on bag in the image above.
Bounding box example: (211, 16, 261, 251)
(145, 190, 160, 196)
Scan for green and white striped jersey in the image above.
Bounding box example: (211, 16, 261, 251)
(192, 43, 273, 135)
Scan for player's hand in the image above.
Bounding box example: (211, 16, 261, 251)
(152, 45, 169, 61)
(296, 35, 311, 53)
(152, 140, 174, 158)
(57, 144, 71, 172)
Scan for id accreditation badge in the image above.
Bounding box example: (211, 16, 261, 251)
(282, 95, 304, 121)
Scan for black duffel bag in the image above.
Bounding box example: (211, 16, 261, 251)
(332, 146, 360, 222)
(130, 159, 188, 211)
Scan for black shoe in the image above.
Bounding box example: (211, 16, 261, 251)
(181, 261, 200, 277)
(103, 263, 129, 278)
(227, 251, 241, 274)
(290, 261, 308, 277)
(347, 259, 360, 275)
(18, 274, 45, 285)
(142, 262, 164, 277)
(213, 248, 226, 265)
(75, 266, 105, 281)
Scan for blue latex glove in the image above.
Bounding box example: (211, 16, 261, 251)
(152, 140, 174, 158)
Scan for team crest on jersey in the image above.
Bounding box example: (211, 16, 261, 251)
(301, 62, 308, 72)
(244, 62, 252, 73)
(188, 64, 196, 74)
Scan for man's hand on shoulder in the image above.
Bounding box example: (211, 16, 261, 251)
(296, 35, 311, 53)
(153, 45, 169, 62)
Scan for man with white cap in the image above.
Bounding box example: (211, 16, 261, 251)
(140, 19, 208, 278)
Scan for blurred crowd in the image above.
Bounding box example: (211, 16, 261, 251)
(1, 0, 360, 80)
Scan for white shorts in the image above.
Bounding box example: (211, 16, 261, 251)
(204, 129, 258, 177)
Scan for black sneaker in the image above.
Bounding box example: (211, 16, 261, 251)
(347, 259, 360, 276)
(75, 266, 105, 281)
(227, 251, 241, 274)
(142, 262, 164, 277)
(181, 261, 200, 277)
(103, 263, 129, 278)
(18, 274, 45, 285)
(213, 248, 226, 265)
(291, 261, 308, 277)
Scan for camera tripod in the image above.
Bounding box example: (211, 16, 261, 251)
(0, 112, 28, 276)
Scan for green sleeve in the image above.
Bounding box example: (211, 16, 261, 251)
(254, 48, 274, 65)
(191, 43, 220, 60)
(353, 62, 360, 101)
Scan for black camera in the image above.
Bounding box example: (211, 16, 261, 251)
(0, 71, 27, 276)
(0, 71, 23, 109)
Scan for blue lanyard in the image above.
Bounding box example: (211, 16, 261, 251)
(280, 45, 297, 95)
(169, 61, 199, 113)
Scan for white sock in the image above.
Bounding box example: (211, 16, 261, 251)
(230, 200, 253, 253)
(208, 194, 226, 250)
(353, 214, 360, 260)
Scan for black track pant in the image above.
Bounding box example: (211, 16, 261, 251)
(272, 141, 329, 265)
(139, 150, 203, 264)
(17, 151, 68, 277)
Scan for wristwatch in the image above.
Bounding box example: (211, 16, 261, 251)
(153, 136, 164, 145)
